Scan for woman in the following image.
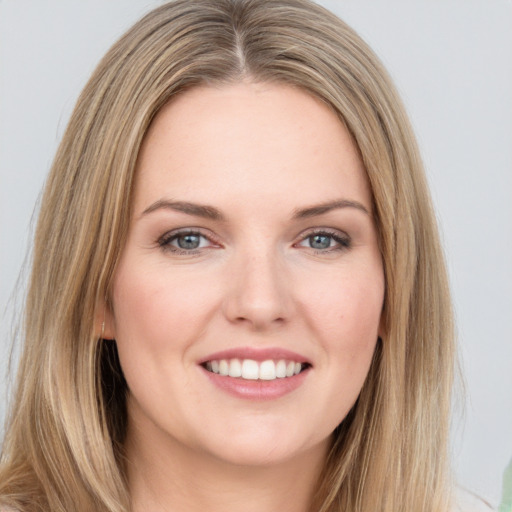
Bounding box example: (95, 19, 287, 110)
(0, 0, 465, 510)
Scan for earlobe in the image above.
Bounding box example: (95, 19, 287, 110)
(94, 299, 116, 340)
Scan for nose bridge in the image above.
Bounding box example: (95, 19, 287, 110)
(223, 239, 292, 329)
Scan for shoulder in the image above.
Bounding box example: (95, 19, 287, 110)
(451, 487, 495, 512)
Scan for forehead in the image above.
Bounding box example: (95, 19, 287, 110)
(133, 81, 371, 216)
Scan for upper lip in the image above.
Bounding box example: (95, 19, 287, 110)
(199, 347, 311, 365)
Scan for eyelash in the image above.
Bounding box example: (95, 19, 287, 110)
(157, 228, 351, 255)
(295, 228, 351, 254)
(157, 228, 220, 255)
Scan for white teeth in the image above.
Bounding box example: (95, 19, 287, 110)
(276, 360, 287, 378)
(218, 360, 229, 376)
(205, 358, 306, 380)
(241, 359, 259, 380)
(259, 360, 276, 380)
(228, 358, 242, 378)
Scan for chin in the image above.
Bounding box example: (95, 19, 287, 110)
(194, 421, 331, 469)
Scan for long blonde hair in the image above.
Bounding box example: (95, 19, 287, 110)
(0, 1, 455, 511)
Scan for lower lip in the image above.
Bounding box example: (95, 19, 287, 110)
(201, 367, 310, 400)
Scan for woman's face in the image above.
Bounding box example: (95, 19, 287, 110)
(108, 82, 384, 467)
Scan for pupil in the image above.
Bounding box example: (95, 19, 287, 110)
(178, 234, 200, 249)
(310, 234, 331, 249)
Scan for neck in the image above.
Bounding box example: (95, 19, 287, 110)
(124, 418, 328, 512)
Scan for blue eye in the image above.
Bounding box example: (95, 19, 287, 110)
(174, 233, 203, 250)
(297, 230, 350, 252)
(308, 234, 334, 250)
(158, 230, 213, 253)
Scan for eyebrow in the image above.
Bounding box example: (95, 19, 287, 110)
(292, 199, 370, 218)
(141, 200, 225, 221)
(140, 197, 369, 221)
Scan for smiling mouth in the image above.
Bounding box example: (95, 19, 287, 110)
(202, 358, 310, 381)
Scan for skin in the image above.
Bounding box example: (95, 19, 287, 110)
(104, 81, 385, 512)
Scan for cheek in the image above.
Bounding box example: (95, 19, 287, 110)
(303, 268, 384, 349)
(304, 276, 382, 428)
(109, 261, 220, 410)
(301, 265, 383, 411)
(112, 262, 215, 344)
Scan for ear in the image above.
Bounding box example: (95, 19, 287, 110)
(94, 297, 116, 340)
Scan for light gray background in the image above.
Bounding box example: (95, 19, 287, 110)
(1, 0, 511, 507)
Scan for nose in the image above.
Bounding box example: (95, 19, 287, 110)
(222, 246, 293, 331)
